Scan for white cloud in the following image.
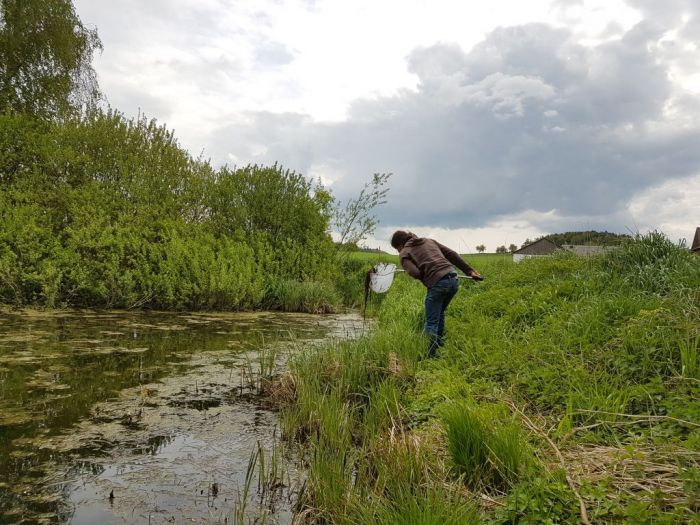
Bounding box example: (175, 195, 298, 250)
(627, 173, 700, 244)
(72, 0, 700, 243)
(370, 215, 552, 254)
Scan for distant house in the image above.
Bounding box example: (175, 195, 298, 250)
(512, 238, 559, 263)
(513, 239, 615, 262)
(561, 244, 616, 256)
(692, 227, 700, 253)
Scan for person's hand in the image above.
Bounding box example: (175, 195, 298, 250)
(468, 269, 483, 281)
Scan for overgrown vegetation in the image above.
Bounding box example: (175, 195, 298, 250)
(0, 1, 386, 314)
(279, 233, 700, 523)
(0, 111, 345, 311)
(540, 230, 632, 246)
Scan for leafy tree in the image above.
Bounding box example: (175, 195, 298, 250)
(209, 163, 332, 245)
(476, 244, 486, 253)
(0, 0, 102, 119)
(496, 245, 507, 254)
(509, 243, 518, 253)
(333, 172, 391, 251)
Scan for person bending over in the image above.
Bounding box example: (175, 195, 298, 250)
(391, 230, 481, 357)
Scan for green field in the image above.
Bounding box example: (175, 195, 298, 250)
(281, 233, 700, 524)
(349, 251, 513, 266)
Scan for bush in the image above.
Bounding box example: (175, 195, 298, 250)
(0, 112, 339, 311)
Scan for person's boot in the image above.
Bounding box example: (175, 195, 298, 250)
(427, 335, 440, 358)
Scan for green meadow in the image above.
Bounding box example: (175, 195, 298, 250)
(3, 5, 699, 522)
(279, 233, 700, 524)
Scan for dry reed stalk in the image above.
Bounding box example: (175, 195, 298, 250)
(562, 444, 700, 507)
(573, 409, 700, 428)
(264, 372, 297, 404)
(388, 351, 402, 376)
(504, 400, 591, 525)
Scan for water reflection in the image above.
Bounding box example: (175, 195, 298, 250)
(0, 309, 364, 523)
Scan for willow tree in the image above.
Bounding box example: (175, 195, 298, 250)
(0, 0, 102, 119)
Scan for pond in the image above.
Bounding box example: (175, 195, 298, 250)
(0, 309, 365, 524)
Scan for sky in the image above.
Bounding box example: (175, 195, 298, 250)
(73, 0, 700, 253)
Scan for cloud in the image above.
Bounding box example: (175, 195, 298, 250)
(626, 0, 697, 27)
(627, 173, 700, 244)
(254, 40, 295, 67)
(74, 0, 699, 243)
(206, 19, 700, 240)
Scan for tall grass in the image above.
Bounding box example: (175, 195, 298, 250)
(602, 230, 699, 294)
(350, 486, 481, 525)
(279, 232, 700, 523)
(441, 402, 532, 491)
(264, 279, 341, 313)
(679, 334, 700, 379)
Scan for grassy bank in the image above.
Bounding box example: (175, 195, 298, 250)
(279, 233, 700, 523)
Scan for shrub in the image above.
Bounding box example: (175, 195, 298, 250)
(0, 112, 339, 311)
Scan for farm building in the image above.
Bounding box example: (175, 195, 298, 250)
(561, 244, 616, 256)
(513, 239, 615, 262)
(692, 227, 700, 253)
(512, 238, 559, 262)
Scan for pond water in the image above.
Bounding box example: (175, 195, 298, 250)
(0, 309, 365, 524)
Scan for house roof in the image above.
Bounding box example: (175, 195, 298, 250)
(692, 227, 700, 253)
(513, 238, 559, 255)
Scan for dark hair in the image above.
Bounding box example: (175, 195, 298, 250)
(391, 230, 414, 250)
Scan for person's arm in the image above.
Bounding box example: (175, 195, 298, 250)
(400, 253, 422, 280)
(435, 241, 477, 276)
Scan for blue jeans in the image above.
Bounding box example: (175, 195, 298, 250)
(424, 273, 458, 357)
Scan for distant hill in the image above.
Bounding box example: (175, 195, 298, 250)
(538, 231, 631, 246)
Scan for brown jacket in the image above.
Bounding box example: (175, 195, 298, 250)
(399, 237, 474, 288)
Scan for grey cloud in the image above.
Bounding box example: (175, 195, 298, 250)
(627, 0, 700, 44)
(105, 86, 173, 123)
(600, 21, 625, 38)
(407, 43, 471, 83)
(210, 20, 700, 232)
(163, 55, 243, 85)
(681, 11, 700, 40)
(626, 0, 698, 27)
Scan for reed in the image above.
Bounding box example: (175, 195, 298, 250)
(350, 486, 481, 525)
(441, 402, 533, 491)
(679, 334, 700, 379)
(265, 279, 341, 313)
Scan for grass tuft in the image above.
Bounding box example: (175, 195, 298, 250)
(441, 402, 533, 491)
